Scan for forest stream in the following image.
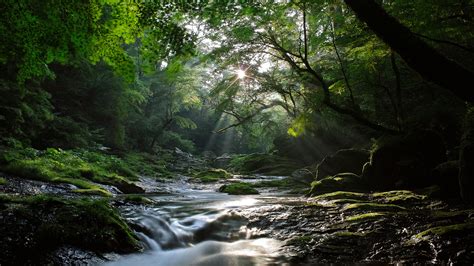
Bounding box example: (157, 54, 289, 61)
(2, 0, 474, 265)
(108, 175, 292, 265)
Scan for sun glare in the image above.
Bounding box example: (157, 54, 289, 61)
(236, 69, 246, 79)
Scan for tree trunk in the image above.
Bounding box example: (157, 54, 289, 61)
(344, 0, 474, 102)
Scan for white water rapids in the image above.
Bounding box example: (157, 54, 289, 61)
(105, 175, 294, 266)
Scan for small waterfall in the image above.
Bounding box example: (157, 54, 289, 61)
(106, 175, 290, 265)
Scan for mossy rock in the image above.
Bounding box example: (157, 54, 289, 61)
(366, 130, 446, 190)
(114, 180, 145, 194)
(345, 212, 387, 222)
(252, 178, 307, 192)
(0, 195, 140, 264)
(343, 202, 406, 212)
(122, 195, 154, 204)
(287, 235, 313, 246)
(411, 221, 474, 243)
(315, 149, 369, 180)
(72, 188, 112, 197)
(0, 177, 7, 185)
(372, 190, 427, 204)
(0, 147, 147, 195)
(194, 168, 232, 182)
(313, 191, 369, 201)
(218, 182, 259, 195)
(309, 173, 368, 196)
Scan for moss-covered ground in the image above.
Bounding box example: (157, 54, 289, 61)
(0, 194, 141, 265)
(0, 146, 173, 195)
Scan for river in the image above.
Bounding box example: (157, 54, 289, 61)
(106, 175, 298, 266)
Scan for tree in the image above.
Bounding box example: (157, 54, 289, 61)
(344, 0, 474, 102)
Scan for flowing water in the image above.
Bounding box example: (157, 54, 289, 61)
(106, 175, 298, 266)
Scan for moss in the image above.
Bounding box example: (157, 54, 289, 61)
(309, 174, 368, 196)
(414, 221, 474, 240)
(332, 231, 368, 237)
(0, 147, 148, 194)
(194, 168, 232, 182)
(3, 159, 111, 195)
(123, 195, 154, 204)
(72, 188, 112, 197)
(287, 235, 313, 246)
(344, 202, 406, 212)
(373, 190, 427, 204)
(0, 194, 140, 264)
(345, 212, 387, 222)
(331, 198, 367, 204)
(219, 182, 259, 195)
(313, 191, 368, 201)
(430, 209, 474, 219)
(0, 177, 7, 185)
(252, 178, 307, 190)
(122, 152, 174, 178)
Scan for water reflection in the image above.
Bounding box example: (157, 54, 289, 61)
(107, 238, 283, 266)
(106, 175, 292, 266)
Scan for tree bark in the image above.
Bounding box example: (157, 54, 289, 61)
(344, 0, 474, 102)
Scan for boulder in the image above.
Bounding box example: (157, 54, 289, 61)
(309, 173, 368, 196)
(315, 149, 369, 180)
(365, 130, 446, 190)
(115, 181, 145, 194)
(291, 167, 316, 183)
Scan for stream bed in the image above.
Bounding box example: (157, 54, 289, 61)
(107, 175, 298, 265)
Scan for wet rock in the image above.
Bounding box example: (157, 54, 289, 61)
(219, 182, 259, 195)
(315, 149, 369, 180)
(115, 181, 145, 194)
(308, 173, 368, 196)
(365, 130, 447, 190)
(291, 166, 316, 183)
(0, 174, 74, 195)
(46, 246, 106, 265)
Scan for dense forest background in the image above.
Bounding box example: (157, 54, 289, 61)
(1, 0, 472, 163)
(2, 1, 474, 264)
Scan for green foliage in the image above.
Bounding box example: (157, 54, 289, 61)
(0, 177, 7, 185)
(229, 153, 301, 175)
(0, 81, 54, 142)
(160, 131, 196, 153)
(0, 0, 143, 83)
(218, 182, 259, 195)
